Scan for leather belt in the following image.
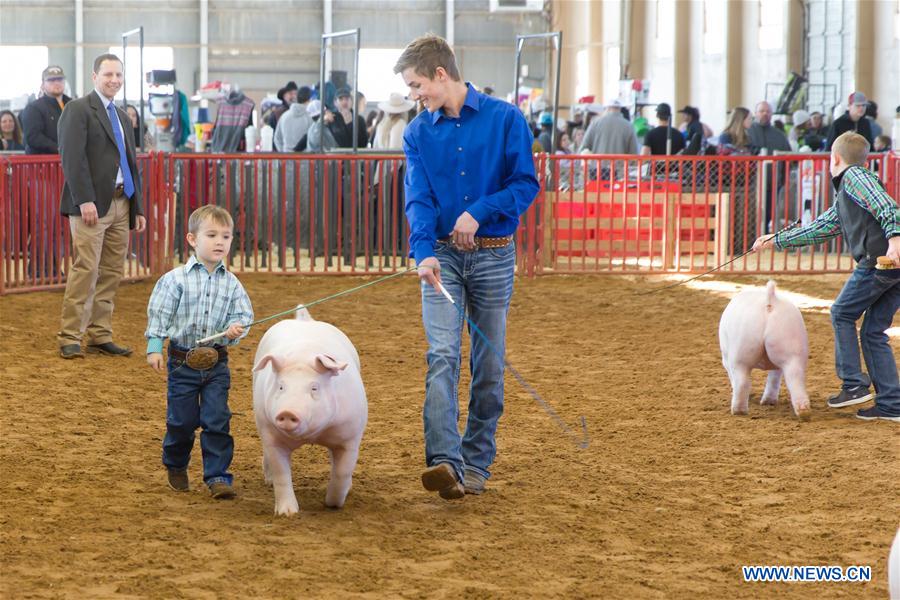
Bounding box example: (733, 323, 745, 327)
(437, 235, 514, 250)
(169, 345, 228, 363)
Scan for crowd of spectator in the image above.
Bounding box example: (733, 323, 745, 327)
(3, 63, 897, 161)
(259, 78, 422, 154)
(522, 90, 894, 160)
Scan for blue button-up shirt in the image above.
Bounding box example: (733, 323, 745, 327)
(402, 83, 540, 263)
(145, 256, 254, 354)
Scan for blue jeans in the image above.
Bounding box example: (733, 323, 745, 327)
(420, 241, 516, 483)
(162, 351, 234, 486)
(831, 266, 900, 415)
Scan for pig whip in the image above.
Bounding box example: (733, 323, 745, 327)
(637, 218, 801, 296)
(436, 282, 590, 450)
(197, 267, 419, 345)
(155, 268, 418, 372)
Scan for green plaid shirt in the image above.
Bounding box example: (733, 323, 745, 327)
(774, 166, 900, 250)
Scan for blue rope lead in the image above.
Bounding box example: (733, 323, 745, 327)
(436, 282, 589, 450)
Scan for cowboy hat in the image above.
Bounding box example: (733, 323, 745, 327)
(378, 93, 415, 114)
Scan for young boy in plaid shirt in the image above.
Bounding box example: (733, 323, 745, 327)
(753, 131, 900, 422)
(146, 205, 254, 497)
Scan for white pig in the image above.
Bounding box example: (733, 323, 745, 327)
(253, 308, 367, 516)
(890, 526, 900, 600)
(718, 281, 811, 420)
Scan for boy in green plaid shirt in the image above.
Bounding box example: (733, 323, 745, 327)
(752, 131, 899, 422)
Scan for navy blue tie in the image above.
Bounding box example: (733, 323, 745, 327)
(106, 102, 135, 198)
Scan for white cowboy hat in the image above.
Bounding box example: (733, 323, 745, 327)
(378, 93, 415, 114)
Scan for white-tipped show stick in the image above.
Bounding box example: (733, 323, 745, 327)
(436, 281, 455, 304)
(198, 331, 229, 345)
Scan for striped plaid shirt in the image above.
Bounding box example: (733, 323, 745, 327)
(145, 256, 254, 354)
(775, 166, 899, 250)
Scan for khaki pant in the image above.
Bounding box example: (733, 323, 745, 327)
(57, 194, 130, 346)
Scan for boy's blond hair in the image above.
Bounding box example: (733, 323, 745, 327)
(393, 34, 460, 81)
(188, 205, 233, 234)
(832, 131, 870, 167)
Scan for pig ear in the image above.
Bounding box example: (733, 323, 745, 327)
(253, 354, 284, 373)
(314, 353, 348, 376)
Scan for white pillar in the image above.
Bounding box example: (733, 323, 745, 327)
(200, 0, 209, 108)
(446, 0, 454, 46)
(75, 0, 84, 96)
(324, 0, 333, 78)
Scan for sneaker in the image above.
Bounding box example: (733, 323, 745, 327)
(167, 469, 189, 492)
(463, 470, 486, 495)
(826, 386, 874, 408)
(209, 482, 236, 499)
(421, 463, 465, 500)
(856, 406, 900, 422)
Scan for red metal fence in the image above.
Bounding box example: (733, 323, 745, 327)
(539, 151, 899, 274)
(1, 151, 897, 294)
(0, 153, 166, 294)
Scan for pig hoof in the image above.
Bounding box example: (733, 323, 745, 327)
(730, 407, 749, 416)
(795, 407, 812, 421)
(760, 396, 777, 406)
(274, 499, 300, 516)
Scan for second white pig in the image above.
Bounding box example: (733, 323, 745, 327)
(718, 281, 811, 420)
(253, 308, 368, 516)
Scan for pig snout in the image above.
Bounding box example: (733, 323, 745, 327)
(275, 410, 302, 433)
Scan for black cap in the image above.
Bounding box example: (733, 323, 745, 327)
(656, 102, 672, 119)
(678, 105, 699, 120)
(336, 86, 351, 98)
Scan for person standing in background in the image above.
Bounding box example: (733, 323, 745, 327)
(0, 110, 25, 151)
(56, 54, 146, 359)
(21, 66, 71, 154)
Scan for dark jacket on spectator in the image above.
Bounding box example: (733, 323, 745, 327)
(685, 120, 704, 143)
(825, 112, 873, 150)
(21, 93, 71, 154)
(329, 114, 368, 149)
(747, 122, 791, 154)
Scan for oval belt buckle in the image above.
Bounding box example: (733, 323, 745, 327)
(185, 346, 219, 370)
(875, 256, 896, 270)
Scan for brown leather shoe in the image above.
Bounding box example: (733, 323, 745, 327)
(85, 342, 133, 357)
(167, 469, 189, 492)
(60, 344, 85, 359)
(421, 463, 465, 500)
(209, 482, 236, 499)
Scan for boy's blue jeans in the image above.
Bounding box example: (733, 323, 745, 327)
(831, 265, 900, 416)
(420, 241, 516, 484)
(162, 350, 234, 486)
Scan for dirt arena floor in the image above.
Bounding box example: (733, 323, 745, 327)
(1, 271, 897, 599)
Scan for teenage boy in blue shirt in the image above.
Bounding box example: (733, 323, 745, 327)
(395, 34, 540, 499)
(146, 205, 254, 498)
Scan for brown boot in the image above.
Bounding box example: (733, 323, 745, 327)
(209, 482, 236, 499)
(421, 463, 464, 500)
(167, 469, 189, 492)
